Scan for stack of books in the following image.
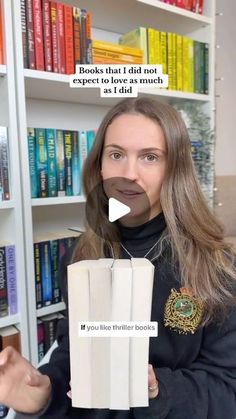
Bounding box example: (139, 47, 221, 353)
(159, 0, 205, 14)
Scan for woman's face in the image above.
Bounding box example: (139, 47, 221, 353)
(101, 113, 167, 225)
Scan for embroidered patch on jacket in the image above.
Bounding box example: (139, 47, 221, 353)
(164, 287, 203, 334)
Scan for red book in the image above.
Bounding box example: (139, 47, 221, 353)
(175, 0, 185, 7)
(26, 0, 35, 69)
(73, 7, 81, 65)
(86, 11, 92, 64)
(50, 1, 58, 72)
(56, 2, 65, 74)
(198, 0, 204, 14)
(64, 4, 75, 74)
(191, 0, 197, 12)
(32, 0, 45, 70)
(42, 0, 52, 71)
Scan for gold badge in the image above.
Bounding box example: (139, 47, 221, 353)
(164, 287, 203, 334)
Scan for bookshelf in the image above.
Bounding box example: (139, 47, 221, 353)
(0, 0, 30, 359)
(11, 0, 215, 368)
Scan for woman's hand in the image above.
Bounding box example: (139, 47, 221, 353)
(148, 364, 159, 399)
(0, 346, 52, 414)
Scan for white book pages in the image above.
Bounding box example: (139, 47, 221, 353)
(90, 260, 113, 408)
(68, 262, 91, 408)
(110, 259, 132, 410)
(129, 258, 155, 407)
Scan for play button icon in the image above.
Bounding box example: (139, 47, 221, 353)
(108, 198, 131, 222)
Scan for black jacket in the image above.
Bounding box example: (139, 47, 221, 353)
(39, 213, 236, 419)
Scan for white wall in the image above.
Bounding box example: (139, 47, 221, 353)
(215, 0, 236, 176)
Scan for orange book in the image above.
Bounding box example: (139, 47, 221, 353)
(0, 0, 5, 65)
(64, 4, 74, 74)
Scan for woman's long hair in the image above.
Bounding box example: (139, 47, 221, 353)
(72, 97, 236, 323)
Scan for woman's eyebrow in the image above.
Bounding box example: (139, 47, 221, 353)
(104, 144, 166, 154)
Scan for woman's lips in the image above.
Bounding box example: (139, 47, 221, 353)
(117, 189, 143, 198)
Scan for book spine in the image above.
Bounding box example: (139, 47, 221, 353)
(86, 11, 92, 64)
(39, 241, 52, 306)
(26, 0, 35, 69)
(32, 0, 45, 71)
(64, 4, 75, 74)
(34, 242, 43, 309)
(21, 0, 28, 68)
(50, 1, 58, 73)
(176, 35, 183, 91)
(80, 9, 87, 64)
(56, 129, 65, 196)
(63, 130, 73, 196)
(37, 320, 45, 361)
(50, 239, 61, 304)
(45, 128, 57, 197)
(204, 42, 209, 94)
(79, 131, 88, 191)
(92, 50, 143, 64)
(198, 0, 204, 14)
(0, 126, 10, 200)
(86, 130, 96, 153)
(147, 28, 155, 64)
(188, 38, 194, 93)
(42, 0, 52, 72)
(160, 32, 167, 74)
(56, 2, 66, 74)
(6, 245, 17, 315)
(0, 246, 8, 317)
(172, 33, 177, 90)
(42, 316, 58, 352)
(194, 41, 201, 93)
(182, 36, 189, 92)
(167, 32, 174, 90)
(27, 127, 38, 198)
(73, 7, 81, 65)
(36, 128, 48, 198)
(72, 131, 80, 196)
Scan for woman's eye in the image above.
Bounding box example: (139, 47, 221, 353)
(143, 154, 159, 162)
(110, 152, 122, 160)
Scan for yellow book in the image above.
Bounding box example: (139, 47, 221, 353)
(188, 38, 194, 93)
(147, 28, 156, 64)
(93, 49, 143, 64)
(119, 27, 147, 64)
(176, 35, 183, 91)
(182, 36, 189, 92)
(172, 33, 177, 90)
(160, 32, 167, 75)
(92, 40, 143, 58)
(167, 33, 173, 90)
(155, 30, 162, 66)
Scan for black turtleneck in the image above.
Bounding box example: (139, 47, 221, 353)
(117, 211, 166, 258)
(37, 216, 236, 419)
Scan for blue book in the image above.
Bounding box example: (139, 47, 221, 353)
(36, 128, 48, 198)
(63, 130, 73, 196)
(39, 241, 52, 306)
(27, 128, 38, 198)
(46, 129, 57, 197)
(56, 130, 66, 196)
(79, 131, 88, 195)
(72, 131, 80, 196)
(87, 130, 96, 153)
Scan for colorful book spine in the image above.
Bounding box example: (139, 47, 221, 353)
(0, 246, 8, 317)
(36, 128, 48, 198)
(86, 11, 92, 64)
(73, 7, 81, 65)
(32, 0, 45, 71)
(26, 0, 35, 69)
(50, 239, 60, 304)
(64, 4, 75, 74)
(160, 32, 167, 74)
(21, 0, 28, 68)
(167, 32, 174, 90)
(56, 2, 66, 74)
(0, 126, 10, 201)
(34, 242, 43, 309)
(39, 241, 52, 306)
(37, 320, 45, 361)
(27, 127, 38, 198)
(80, 9, 87, 64)
(176, 35, 183, 91)
(172, 33, 177, 90)
(72, 131, 80, 196)
(50, 1, 58, 73)
(63, 131, 73, 196)
(56, 129, 65, 196)
(42, 0, 52, 72)
(79, 131, 88, 188)
(204, 43, 209, 94)
(46, 128, 57, 197)
(6, 245, 17, 315)
(87, 130, 96, 153)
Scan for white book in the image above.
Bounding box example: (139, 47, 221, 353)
(110, 259, 132, 410)
(129, 258, 155, 407)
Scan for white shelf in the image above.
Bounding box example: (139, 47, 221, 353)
(37, 302, 66, 317)
(0, 200, 15, 209)
(0, 64, 7, 76)
(32, 196, 86, 207)
(24, 70, 210, 105)
(0, 314, 20, 328)
(55, 0, 212, 34)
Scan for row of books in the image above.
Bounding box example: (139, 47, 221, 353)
(28, 127, 96, 198)
(0, 0, 4, 65)
(37, 312, 64, 362)
(34, 231, 81, 309)
(0, 325, 21, 417)
(159, 0, 204, 14)
(0, 127, 10, 201)
(0, 244, 17, 318)
(119, 28, 209, 94)
(21, 0, 92, 73)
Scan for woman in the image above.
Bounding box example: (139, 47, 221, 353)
(0, 97, 236, 419)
